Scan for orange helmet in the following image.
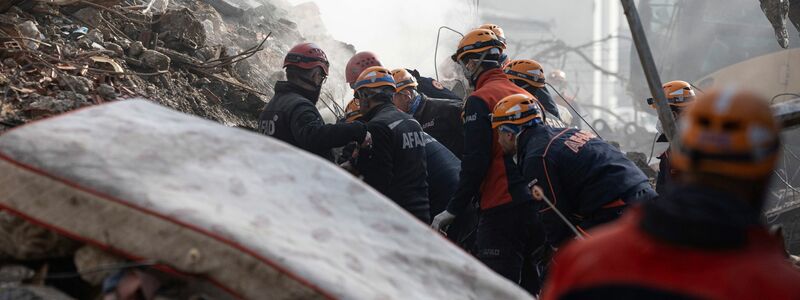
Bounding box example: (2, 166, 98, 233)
(479, 23, 506, 46)
(451, 28, 505, 62)
(648, 80, 696, 109)
(391, 68, 418, 92)
(344, 98, 362, 122)
(491, 94, 542, 129)
(671, 87, 781, 179)
(504, 59, 546, 88)
(346, 51, 382, 84)
(353, 66, 396, 91)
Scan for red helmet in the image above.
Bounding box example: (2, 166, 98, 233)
(283, 43, 330, 75)
(346, 51, 382, 84)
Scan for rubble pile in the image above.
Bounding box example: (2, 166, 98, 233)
(0, 0, 355, 133)
(0, 0, 357, 298)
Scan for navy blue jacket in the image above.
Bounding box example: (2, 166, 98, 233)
(516, 125, 652, 246)
(423, 133, 461, 217)
(407, 69, 462, 101)
(530, 87, 561, 119)
(358, 103, 430, 223)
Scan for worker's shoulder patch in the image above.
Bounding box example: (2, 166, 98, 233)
(431, 80, 445, 90)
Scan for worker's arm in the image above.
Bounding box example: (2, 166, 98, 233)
(522, 149, 571, 246)
(504, 154, 534, 203)
(446, 96, 493, 215)
(289, 102, 367, 153)
(357, 122, 394, 195)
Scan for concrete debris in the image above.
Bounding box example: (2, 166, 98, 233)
(155, 8, 207, 51)
(127, 40, 145, 57)
(97, 83, 117, 99)
(15, 20, 44, 50)
(140, 49, 171, 71)
(0, 0, 360, 296)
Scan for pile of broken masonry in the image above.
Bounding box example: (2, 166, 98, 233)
(0, 0, 357, 298)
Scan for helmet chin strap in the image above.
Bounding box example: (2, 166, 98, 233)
(463, 51, 501, 87)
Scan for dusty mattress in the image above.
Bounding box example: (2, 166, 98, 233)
(0, 99, 531, 299)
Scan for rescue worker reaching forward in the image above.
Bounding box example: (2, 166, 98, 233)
(492, 94, 656, 248)
(541, 87, 800, 300)
(391, 68, 464, 158)
(504, 59, 562, 120)
(432, 28, 539, 286)
(651, 80, 696, 195)
(353, 66, 430, 223)
(258, 43, 369, 161)
(342, 96, 460, 231)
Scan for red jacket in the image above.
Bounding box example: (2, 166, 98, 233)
(447, 68, 532, 213)
(542, 206, 800, 300)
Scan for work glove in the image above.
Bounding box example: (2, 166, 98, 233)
(361, 131, 372, 148)
(431, 210, 456, 233)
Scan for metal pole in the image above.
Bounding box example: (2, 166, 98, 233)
(620, 0, 676, 143)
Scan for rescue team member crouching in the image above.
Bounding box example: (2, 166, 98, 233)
(541, 87, 800, 300)
(391, 68, 465, 158)
(341, 98, 460, 233)
(353, 66, 430, 223)
(651, 80, 696, 195)
(259, 43, 369, 161)
(492, 94, 656, 249)
(504, 59, 562, 120)
(432, 28, 542, 287)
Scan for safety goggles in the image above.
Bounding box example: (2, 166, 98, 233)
(353, 75, 394, 91)
(452, 39, 504, 61)
(356, 87, 394, 100)
(505, 69, 545, 85)
(285, 53, 330, 68)
(490, 106, 541, 124)
(498, 124, 521, 134)
(647, 95, 695, 107)
(395, 79, 415, 90)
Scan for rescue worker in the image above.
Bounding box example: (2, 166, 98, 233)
(391, 68, 464, 158)
(504, 59, 562, 119)
(258, 43, 369, 161)
(353, 66, 430, 223)
(541, 87, 800, 300)
(431, 28, 539, 286)
(492, 94, 656, 248)
(342, 95, 461, 233)
(650, 80, 696, 195)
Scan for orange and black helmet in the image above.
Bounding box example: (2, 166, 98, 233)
(648, 80, 696, 109)
(391, 68, 418, 92)
(671, 87, 781, 179)
(344, 98, 362, 122)
(479, 23, 506, 46)
(353, 66, 396, 91)
(504, 59, 546, 88)
(451, 28, 505, 62)
(491, 94, 542, 129)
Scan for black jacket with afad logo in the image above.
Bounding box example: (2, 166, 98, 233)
(413, 95, 464, 159)
(515, 125, 653, 247)
(357, 102, 430, 223)
(258, 81, 366, 161)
